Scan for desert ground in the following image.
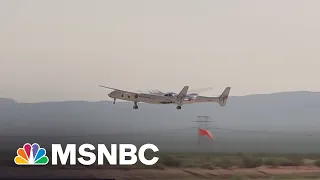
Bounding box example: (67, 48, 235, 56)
(2, 152, 320, 179)
(2, 166, 320, 180)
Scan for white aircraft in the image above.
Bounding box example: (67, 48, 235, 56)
(99, 85, 231, 110)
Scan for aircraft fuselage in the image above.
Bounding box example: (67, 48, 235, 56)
(101, 85, 230, 110)
(108, 90, 196, 104)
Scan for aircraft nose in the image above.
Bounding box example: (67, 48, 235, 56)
(108, 92, 113, 98)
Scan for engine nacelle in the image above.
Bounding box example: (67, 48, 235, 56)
(164, 92, 177, 97)
(185, 93, 198, 100)
(188, 93, 198, 97)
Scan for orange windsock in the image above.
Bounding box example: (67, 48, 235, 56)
(198, 128, 214, 140)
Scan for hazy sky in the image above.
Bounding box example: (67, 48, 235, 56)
(1, 0, 320, 102)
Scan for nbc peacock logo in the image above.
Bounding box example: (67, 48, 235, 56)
(14, 143, 49, 165)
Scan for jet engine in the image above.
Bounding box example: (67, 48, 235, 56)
(185, 93, 198, 100)
(164, 92, 177, 97)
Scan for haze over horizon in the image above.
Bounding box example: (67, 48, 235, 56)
(1, 89, 320, 104)
(1, 0, 320, 103)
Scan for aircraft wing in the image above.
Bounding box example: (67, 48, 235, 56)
(99, 85, 138, 94)
(99, 85, 119, 91)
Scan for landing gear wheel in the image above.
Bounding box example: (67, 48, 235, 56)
(176, 106, 182, 110)
(133, 102, 138, 109)
(113, 98, 116, 104)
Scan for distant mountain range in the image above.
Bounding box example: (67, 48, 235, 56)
(1, 91, 320, 153)
(0, 98, 16, 105)
(1, 91, 320, 133)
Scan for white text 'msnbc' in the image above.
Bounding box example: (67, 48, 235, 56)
(51, 143, 159, 166)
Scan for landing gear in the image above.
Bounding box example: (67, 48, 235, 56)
(133, 102, 138, 109)
(176, 106, 182, 110)
(113, 98, 116, 104)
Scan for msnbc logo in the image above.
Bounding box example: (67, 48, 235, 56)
(14, 143, 159, 166)
(14, 143, 49, 165)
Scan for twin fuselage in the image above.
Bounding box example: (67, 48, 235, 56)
(108, 90, 198, 105)
(105, 86, 230, 109)
(108, 90, 222, 106)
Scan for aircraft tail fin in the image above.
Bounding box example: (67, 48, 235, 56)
(218, 87, 231, 107)
(176, 86, 189, 106)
